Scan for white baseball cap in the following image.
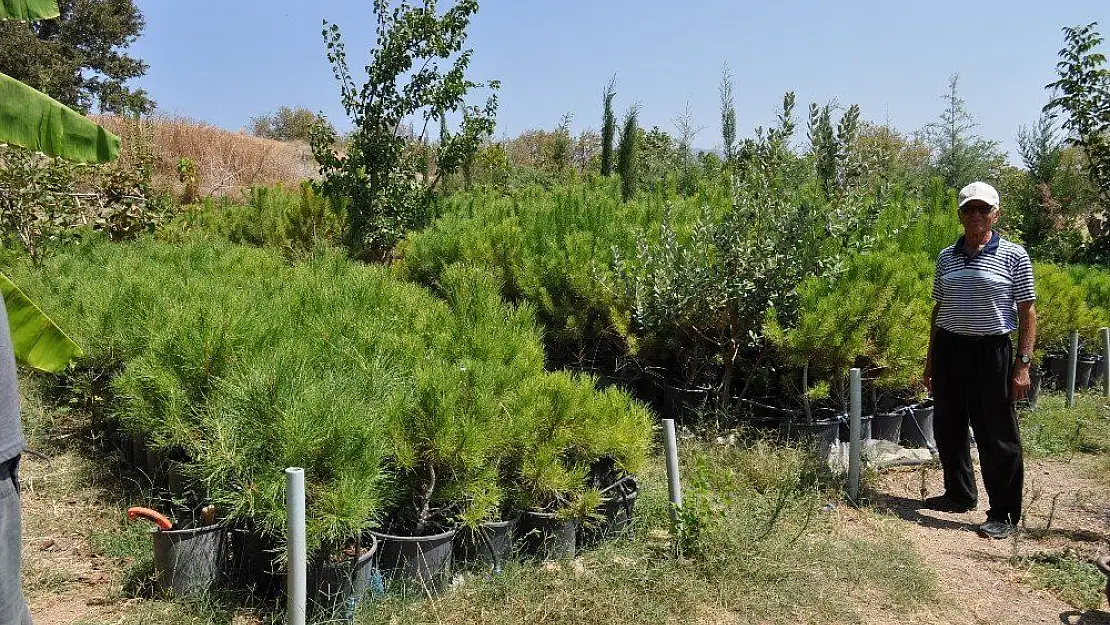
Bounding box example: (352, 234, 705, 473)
(957, 181, 1000, 208)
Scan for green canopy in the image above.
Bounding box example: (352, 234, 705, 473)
(0, 72, 120, 163)
(0, 273, 83, 373)
(0, 0, 58, 21)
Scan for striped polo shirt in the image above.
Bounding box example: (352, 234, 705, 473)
(932, 231, 1035, 336)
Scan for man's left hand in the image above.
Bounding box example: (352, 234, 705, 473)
(1012, 365, 1031, 400)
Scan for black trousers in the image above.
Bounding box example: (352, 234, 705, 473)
(931, 329, 1023, 524)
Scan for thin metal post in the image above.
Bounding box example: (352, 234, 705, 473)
(662, 419, 682, 522)
(286, 468, 306, 625)
(1101, 327, 1109, 399)
(848, 368, 862, 505)
(1067, 330, 1079, 408)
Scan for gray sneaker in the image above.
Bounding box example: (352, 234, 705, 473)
(978, 520, 1015, 539)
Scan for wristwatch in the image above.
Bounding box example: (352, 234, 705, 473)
(1017, 353, 1032, 366)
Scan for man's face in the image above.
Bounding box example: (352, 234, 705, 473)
(958, 199, 999, 237)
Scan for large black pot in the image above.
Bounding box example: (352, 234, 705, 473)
(369, 527, 456, 593)
(307, 536, 381, 620)
(1077, 356, 1097, 389)
(226, 525, 281, 596)
(580, 476, 639, 547)
(1091, 355, 1107, 390)
(779, 417, 842, 461)
(517, 510, 578, 560)
(455, 516, 517, 573)
(837, 415, 872, 444)
(900, 401, 936, 450)
(151, 523, 227, 595)
(870, 410, 903, 444)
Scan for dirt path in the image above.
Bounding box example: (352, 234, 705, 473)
(860, 456, 1110, 625)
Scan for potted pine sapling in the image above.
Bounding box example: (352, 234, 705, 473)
(200, 353, 391, 613)
(371, 358, 510, 591)
(576, 384, 652, 545)
(510, 372, 614, 560)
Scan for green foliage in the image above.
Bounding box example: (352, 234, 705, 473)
(921, 74, 1004, 189)
(720, 65, 737, 167)
(1045, 22, 1110, 210)
(168, 182, 343, 256)
(616, 106, 640, 201)
(1032, 262, 1109, 355)
(600, 76, 617, 176)
(175, 157, 198, 204)
(765, 251, 933, 393)
(1021, 550, 1107, 610)
(8, 237, 651, 547)
(807, 102, 861, 199)
(1020, 392, 1110, 458)
(0, 0, 154, 114)
(249, 105, 336, 144)
(311, 0, 498, 261)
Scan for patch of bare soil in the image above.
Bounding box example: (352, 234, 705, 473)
(860, 455, 1110, 625)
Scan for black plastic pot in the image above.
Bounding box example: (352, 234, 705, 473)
(900, 401, 936, 450)
(580, 476, 639, 547)
(151, 523, 227, 595)
(1091, 356, 1106, 390)
(307, 536, 381, 620)
(1077, 356, 1097, 389)
(455, 516, 517, 573)
(837, 415, 872, 444)
(517, 510, 578, 560)
(870, 410, 903, 444)
(226, 525, 281, 596)
(779, 417, 842, 461)
(369, 527, 456, 593)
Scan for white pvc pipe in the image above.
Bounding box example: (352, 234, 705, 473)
(1067, 330, 1079, 408)
(662, 419, 682, 522)
(286, 467, 306, 625)
(848, 368, 862, 504)
(1101, 327, 1109, 399)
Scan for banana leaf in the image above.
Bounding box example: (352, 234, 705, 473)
(0, 0, 59, 20)
(0, 72, 120, 163)
(0, 272, 83, 373)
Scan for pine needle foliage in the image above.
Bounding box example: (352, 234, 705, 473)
(7, 237, 652, 550)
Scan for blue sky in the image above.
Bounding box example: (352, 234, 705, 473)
(132, 0, 1108, 160)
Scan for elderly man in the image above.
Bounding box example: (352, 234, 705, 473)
(923, 181, 1036, 540)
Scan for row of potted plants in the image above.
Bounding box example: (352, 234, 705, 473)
(6, 238, 653, 602)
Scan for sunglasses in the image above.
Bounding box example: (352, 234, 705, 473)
(959, 204, 995, 216)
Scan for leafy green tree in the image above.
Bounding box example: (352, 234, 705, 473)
(249, 105, 336, 143)
(1044, 22, 1110, 209)
(616, 106, 639, 201)
(600, 76, 617, 176)
(719, 65, 737, 166)
(310, 0, 499, 262)
(0, 0, 154, 115)
(548, 112, 573, 175)
(808, 102, 860, 199)
(921, 74, 1004, 189)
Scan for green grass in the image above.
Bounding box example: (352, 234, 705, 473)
(353, 440, 936, 625)
(1020, 550, 1107, 611)
(1020, 391, 1110, 459)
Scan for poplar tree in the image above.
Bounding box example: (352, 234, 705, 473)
(600, 76, 617, 176)
(616, 106, 639, 201)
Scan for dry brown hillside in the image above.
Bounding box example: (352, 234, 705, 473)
(93, 115, 317, 199)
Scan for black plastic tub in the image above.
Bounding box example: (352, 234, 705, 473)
(151, 523, 227, 595)
(580, 476, 639, 547)
(226, 525, 281, 596)
(870, 410, 903, 444)
(780, 417, 842, 461)
(455, 516, 517, 573)
(369, 527, 456, 593)
(307, 536, 380, 620)
(517, 510, 578, 560)
(837, 415, 872, 443)
(900, 401, 936, 450)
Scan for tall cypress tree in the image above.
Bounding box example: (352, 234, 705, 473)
(600, 76, 617, 176)
(616, 106, 639, 201)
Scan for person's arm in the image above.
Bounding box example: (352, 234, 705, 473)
(924, 302, 939, 393)
(1011, 301, 1036, 400)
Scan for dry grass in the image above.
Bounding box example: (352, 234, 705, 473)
(93, 115, 317, 199)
